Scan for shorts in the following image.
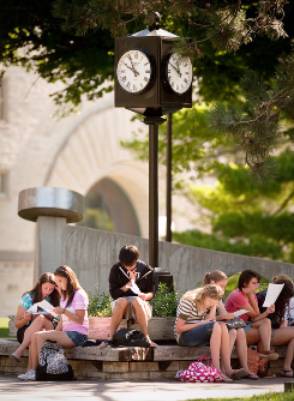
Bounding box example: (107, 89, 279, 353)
(243, 322, 252, 333)
(65, 331, 88, 346)
(178, 321, 215, 347)
(112, 296, 152, 320)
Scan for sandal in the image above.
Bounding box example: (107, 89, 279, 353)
(279, 369, 293, 378)
(247, 372, 259, 380)
(231, 369, 249, 380)
(10, 352, 21, 362)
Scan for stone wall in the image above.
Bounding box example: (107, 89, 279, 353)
(63, 225, 294, 297)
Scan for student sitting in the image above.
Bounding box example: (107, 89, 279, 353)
(257, 274, 294, 377)
(109, 245, 156, 346)
(203, 270, 258, 379)
(11, 272, 60, 362)
(225, 269, 279, 361)
(18, 265, 89, 381)
(175, 284, 242, 382)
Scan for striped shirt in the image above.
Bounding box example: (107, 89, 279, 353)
(174, 295, 208, 342)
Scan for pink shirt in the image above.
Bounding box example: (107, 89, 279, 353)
(225, 289, 253, 322)
(60, 289, 89, 335)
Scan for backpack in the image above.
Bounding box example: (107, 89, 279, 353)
(36, 341, 74, 381)
(112, 328, 150, 347)
(176, 359, 222, 383)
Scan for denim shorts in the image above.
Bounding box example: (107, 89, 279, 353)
(65, 331, 88, 346)
(243, 322, 252, 333)
(178, 321, 215, 347)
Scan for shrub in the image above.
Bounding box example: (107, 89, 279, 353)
(152, 283, 178, 317)
(88, 293, 112, 317)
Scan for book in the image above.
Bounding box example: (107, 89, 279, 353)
(28, 300, 57, 316)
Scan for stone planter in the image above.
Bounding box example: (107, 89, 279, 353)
(88, 317, 112, 340)
(8, 315, 17, 337)
(88, 316, 175, 341)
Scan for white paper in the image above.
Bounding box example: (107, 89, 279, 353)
(263, 283, 285, 307)
(130, 280, 141, 295)
(233, 309, 248, 318)
(28, 299, 56, 316)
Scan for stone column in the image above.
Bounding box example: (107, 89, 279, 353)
(18, 187, 84, 278)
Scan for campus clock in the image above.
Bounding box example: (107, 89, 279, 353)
(166, 53, 193, 94)
(116, 50, 152, 94)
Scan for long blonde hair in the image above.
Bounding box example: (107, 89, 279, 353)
(183, 284, 224, 308)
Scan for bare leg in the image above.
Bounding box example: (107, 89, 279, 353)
(219, 323, 234, 377)
(253, 318, 272, 352)
(13, 316, 53, 359)
(221, 329, 236, 372)
(235, 329, 250, 372)
(210, 322, 222, 371)
(29, 330, 75, 370)
(110, 298, 128, 338)
(272, 327, 294, 371)
(131, 298, 148, 336)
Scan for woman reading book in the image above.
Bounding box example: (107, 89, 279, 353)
(18, 265, 89, 381)
(11, 272, 60, 362)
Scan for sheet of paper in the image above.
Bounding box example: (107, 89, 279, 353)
(130, 280, 141, 295)
(263, 283, 285, 307)
(233, 309, 248, 318)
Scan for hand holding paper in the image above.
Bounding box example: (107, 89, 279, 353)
(130, 279, 141, 295)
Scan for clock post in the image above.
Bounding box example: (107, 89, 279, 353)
(114, 13, 192, 272)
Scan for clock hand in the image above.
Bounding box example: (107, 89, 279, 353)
(124, 62, 138, 76)
(169, 62, 181, 77)
(127, 55, 139, 77)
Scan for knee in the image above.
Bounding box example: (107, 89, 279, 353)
(114, 298, 128, 311)
(262, 318, 271, 328)
(131, 298, 142, 309)
(230, 329, 237, 341)
(34, 315, 46, 325)
(236, 328, 246, 340)
(212, 322, 222, 334)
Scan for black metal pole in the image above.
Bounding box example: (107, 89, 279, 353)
(144, 115, 164, 267)
(166, 113, 172, 242)
(148, 122, 159, 267)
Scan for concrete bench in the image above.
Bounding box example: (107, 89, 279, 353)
(0, 338, 288, 380)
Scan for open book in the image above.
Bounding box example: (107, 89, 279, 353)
(28, 300, 57, 316)
(262, 283, 285, 307)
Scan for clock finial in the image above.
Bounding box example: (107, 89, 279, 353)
(146, 11, 161, 31)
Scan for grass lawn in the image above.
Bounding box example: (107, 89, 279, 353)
(0, 317, 9, 337)
(187, 392, 294, 401)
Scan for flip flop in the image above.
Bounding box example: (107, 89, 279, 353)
(231, 369, 250, 380)
(279, 369, 293, 378)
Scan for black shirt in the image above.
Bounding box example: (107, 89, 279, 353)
(109, 260, 155, 300)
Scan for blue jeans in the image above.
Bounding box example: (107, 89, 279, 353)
(179, 321, 215, 347)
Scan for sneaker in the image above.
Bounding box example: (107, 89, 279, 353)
(259, 350, 279, 361)
(17, 369, 36, 381)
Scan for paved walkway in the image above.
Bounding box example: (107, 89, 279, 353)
(1, 375, 294, 401)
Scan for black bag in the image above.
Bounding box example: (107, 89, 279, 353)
(225, 318, 246, 330)
(112, 328, 150, 347)
(36, 341, 74, 381)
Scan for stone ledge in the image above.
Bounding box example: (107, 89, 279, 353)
(0, 339, 289, 380)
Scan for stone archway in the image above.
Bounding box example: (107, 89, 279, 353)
(45, 101, 149, 237)
(82, 177, 141, 235)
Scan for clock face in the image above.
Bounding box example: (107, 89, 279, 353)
(167, 53, 193, 94)
(116, 50, 152, 94)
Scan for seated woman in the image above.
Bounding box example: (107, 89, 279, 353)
(257, 274, 294, 377)
(175, 284, 241, 382)
(11, 272, 60, 361)
(225, 269, 278, 360)
(203, 270, 258, 379)
(18, 265, 89, 381)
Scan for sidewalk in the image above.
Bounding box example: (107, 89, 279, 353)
(1, 375, 294, 401)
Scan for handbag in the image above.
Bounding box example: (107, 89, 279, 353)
(176, 359, 222, 383)
(224, 318, 246, 330)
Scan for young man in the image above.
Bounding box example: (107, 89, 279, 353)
(109, 245, 156, 346)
